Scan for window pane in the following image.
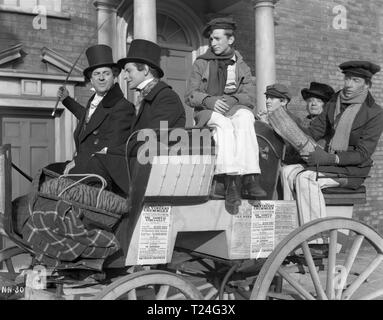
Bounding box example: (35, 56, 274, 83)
(3, 0, 18, 6)
(39, 0, 61, 12)
(19, 0, 36, 9)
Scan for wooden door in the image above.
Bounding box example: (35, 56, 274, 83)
(160, 48, 194, 127)
(2, 117, 55, 200)
(1, 116, 55, 270)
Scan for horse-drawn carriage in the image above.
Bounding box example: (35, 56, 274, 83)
(1, 121, 383, 300)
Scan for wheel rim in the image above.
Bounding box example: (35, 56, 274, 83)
(0, 246, 29, 274)
(94, 270, 203, 300)
(251, 217, 383, 300)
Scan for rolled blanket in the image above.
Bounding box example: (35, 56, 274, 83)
(268, 107, 317, 156)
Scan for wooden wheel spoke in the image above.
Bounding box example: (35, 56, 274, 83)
(301, 241, 327, 300)
(277, 266, 316, 300)
(335, 234, 364, 299)
(326, 229, 338, 299)
(127, 289, 137, 300)
(342, 254, 383, 300)
(156, 285, 170, 300)
(204, 287, 218, 300)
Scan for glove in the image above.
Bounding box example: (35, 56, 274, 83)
(202, 96, 218, 110)
(306, 146, 336, 166)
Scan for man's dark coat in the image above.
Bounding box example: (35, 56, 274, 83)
(61, 83, 135, 173)
(90, 81, 186, 268)
(307, 91, 383, 188)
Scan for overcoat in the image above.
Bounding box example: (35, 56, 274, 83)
(61, 83, 135, 173)
(184, 50, 255, 127)
(306, 91, 383, 188)
(94, 81, 186, 268)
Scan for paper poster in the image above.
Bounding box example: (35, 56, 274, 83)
(137, 205, 172, 265)
(250, 201, 276, 259)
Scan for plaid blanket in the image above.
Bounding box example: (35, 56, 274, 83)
(21, 196, 120, 269)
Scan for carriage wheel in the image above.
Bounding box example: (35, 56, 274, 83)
(94, 270, 203, 300)
(251, 217, 383, 300)
(0, 246, 28, 274)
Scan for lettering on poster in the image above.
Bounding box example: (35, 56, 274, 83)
(137, 206, 171, 265)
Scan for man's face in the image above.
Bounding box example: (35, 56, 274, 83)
(209, 29, 234, 55)
(343, 75, 368, 98)
(266, 95, 287, 112)
(306, 97, 325, 116)
(90, 67, 115, 95)
(123, 63, 146, 89)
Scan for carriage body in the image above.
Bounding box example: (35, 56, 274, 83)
(0, 121, 382, 300)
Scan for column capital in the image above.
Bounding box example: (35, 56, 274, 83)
(250, 0, 279, 8)
(93, 0, 121, 11)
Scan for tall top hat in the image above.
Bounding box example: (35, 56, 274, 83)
(339, 60, 381, 80)
(83, 44, 121, 79)
(301, 82, 335, 102)
(117, 39, 164, 78)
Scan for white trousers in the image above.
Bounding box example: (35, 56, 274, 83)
(280, 164, 340, 225)
(207, 109, 260, 175)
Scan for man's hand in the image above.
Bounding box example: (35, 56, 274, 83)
(57, 86, 69, 101)
(203, 97, 230, 115)
(213, 99, 231, 114)
(307, 146, 336, 166)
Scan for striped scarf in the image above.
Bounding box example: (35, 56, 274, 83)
(328, 88, 368, 153)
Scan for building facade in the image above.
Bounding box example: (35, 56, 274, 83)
(0, 0, 382, 233)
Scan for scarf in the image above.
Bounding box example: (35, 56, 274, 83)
(197, 48, 235, 96)
(135, 78, 159, 114)
(328, 87, 368, 153)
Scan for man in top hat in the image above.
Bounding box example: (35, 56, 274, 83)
(84, 39, 185, 268)
(280, 60, 383, 225)
(51, 44, 135, 175)
(185, 17, 266, 215)
(300, 82, 335, 127)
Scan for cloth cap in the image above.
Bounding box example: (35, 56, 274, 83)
(202, 17, 237, 38)
(339, 60, 381, 80)
(265, 83, 291, 101)
(301, 82, 335, 102)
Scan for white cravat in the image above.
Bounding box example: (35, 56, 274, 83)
(87, 94, 104, 122)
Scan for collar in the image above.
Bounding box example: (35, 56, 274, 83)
(137, 78, 155, 91)
(90, 83, 124, 108)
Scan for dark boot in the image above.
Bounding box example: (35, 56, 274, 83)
(241, 174, 267, 199)
(224, 175, 241, 215)
(210, 174, 225, 199)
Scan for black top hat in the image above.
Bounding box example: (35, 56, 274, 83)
(301, 82, 335, 102)
(264, 83, 292, 101)
(202, 17, 237, 38)
(117, 39, 164, 78)
(83, 44, 121, 79)
(339, 60, 381, 80)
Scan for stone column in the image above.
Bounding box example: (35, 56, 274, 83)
(93, 0, 120, 57)
(253, 0, 277, 114)
(133, 0, 157, 42)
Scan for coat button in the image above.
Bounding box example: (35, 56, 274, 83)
(94, 138, 99, 145)
(93, 130, 99, 135)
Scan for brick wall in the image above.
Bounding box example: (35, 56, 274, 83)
(232, 0, 383, 234)
(0, 0, 98, 106)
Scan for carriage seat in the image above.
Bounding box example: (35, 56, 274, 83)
(322, 185, 366, 205)
(133, 128, 217, 206)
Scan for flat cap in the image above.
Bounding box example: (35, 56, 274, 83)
(265, 83, 292, 101)
(202, 17, 237, 38)
(339, 60, 381, 79)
